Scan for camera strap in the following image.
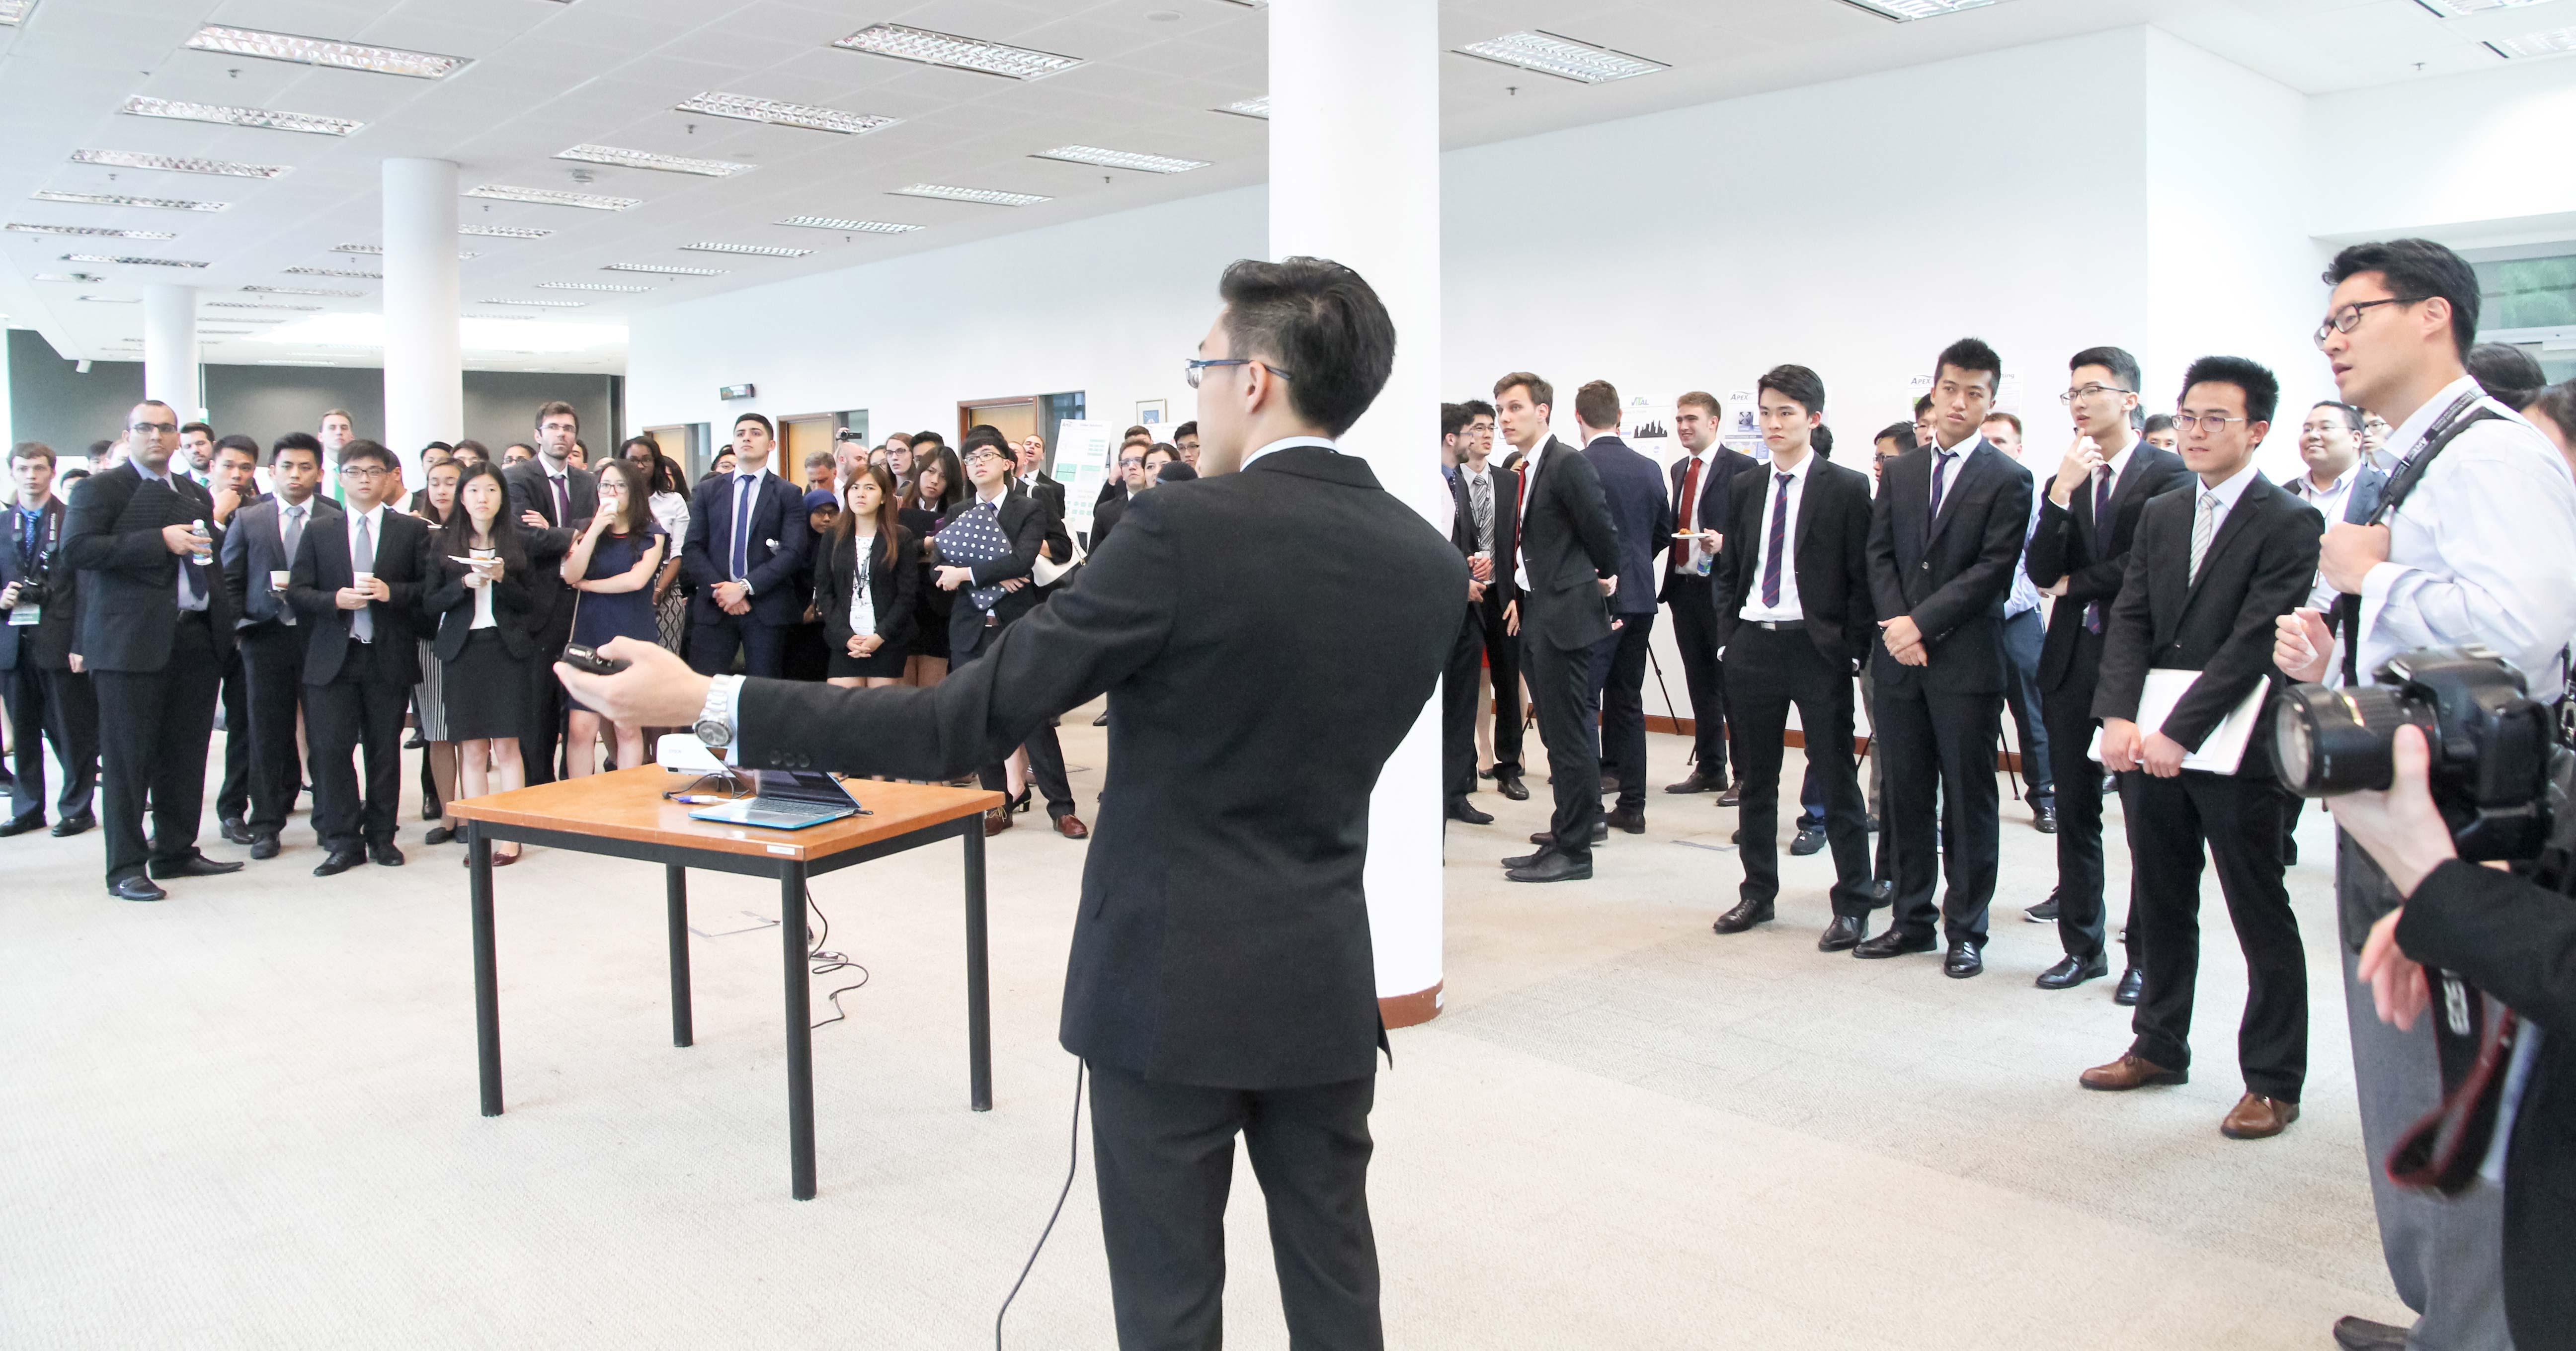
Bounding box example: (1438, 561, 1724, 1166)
(2335, 391, 2500, 687)
(2387, 982, 2520, 1195)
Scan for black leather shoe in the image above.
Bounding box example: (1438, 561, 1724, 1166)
(2033, 804, 2057, 834)
(370, 842, 405, 868)
(249, 833, 281, 861)
(1715, 781, 1742, 807)
(313, 848, 366, 877)
(1497, 774, 1529, 802)
(1788, 825, 1826, 856)
(50, 811, 94, 838)
(1092, 710, 1110, 727)
(424, 826, 457, 845)
(219, 816, 254, 845)
(1445, 801, 1494, 826)
(108, 875, 166, 902)
(2114, 966, 2144, 1005)
(2036, 953, 2109, 990)
(404, 731, 426, 750)
(1528, 823, 1609, 846)
(2331, 1316, 2410, 1351)
(1868, 879, 1894, 906)
(420, 796, 441, 822)
(1817, 915, 1866, 951)
(150, 852, 243, 879)
(1711, 898, 1773, 934)
(1731, 828, 1747, 845)
(1505, 851, 1592, 883)
(1501, 845, 1553, 870)
(2025, 897, 2061, 923)
(1598, 774, 1621, 796)
(1943, 941, 1985, 978)
(0, 813, 46, 838)
(1664, 770, 1719, 794)
(1852, 929, 1936, 959)
(1605, 806, 1645, 834)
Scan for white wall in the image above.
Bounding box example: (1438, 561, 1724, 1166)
(2306, 53, 2576, 246)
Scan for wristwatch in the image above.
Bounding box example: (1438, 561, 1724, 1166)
(694, 674, 741, 749)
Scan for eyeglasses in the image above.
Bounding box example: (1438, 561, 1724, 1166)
(128, 421, 175, 434)
(1184, 356, 1291, 389)
(2313, 296, 2418, 348)
(2058, 383, 2131, 405)
(2168, 412, 2248, 434)
(339, 465, 390, 479)
(962, 449, 1009, 465)
(1118, 456, 1145, 468)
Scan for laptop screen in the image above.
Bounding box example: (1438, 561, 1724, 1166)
(749, 769, 860, 808)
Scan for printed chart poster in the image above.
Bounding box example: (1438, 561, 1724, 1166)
(1722, 389, 1761, 450)
(1051, 420, 1117, 540)
(1623, 394, 1673, 459)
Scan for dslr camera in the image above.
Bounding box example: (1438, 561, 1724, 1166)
(2274, 645, 2559, 861)
(8, 558, 49, 607)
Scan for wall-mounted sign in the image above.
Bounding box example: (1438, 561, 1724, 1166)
(719, 383, 756, 401)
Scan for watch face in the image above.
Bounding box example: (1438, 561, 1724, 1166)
(694, 716, 727, 743)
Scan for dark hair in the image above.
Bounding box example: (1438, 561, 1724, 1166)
(10, 440, 56, 466)
(2068, 345, 2142, 396)
(212, 433, 260, 465)
(1574, 380, 1620, 431)
(1442, 402, 1470, 439)
(61, 467, 89, 484)
(646, 453, 684, 496)
(2310, 401, 2365, 433)
(1677, 391, 1721, 418)
(1934, 336, 2003, 393)
(503, 441, 536, 459)
(2468, 341, 2547, 410)
(453, 439, 489, 465)
(903, 444, 965, 515)
(1144, 443, 1178, 466)
(422, 440, 454, 455)
(270, 431, 322, 467)
(1494, 370, 1553, 412)
(2142, 413, 2175, 437)
(418, 455, 462, 526)
(618, 434, 659, 461)
(912, 430, 946, 450)
(534, 400, 579, 431)
(594, 456, 651, 535)
(1811, 424, 1835, 459)
(179, 421, 214, 441)
(709, 447, 735, 469)
(2178, 355, 2280, 425)
(1172, 420, 1198, 441)
(440, 461, 528, 574)
(835, 463, 903, 570)
(88, 439, 114, 458)
(1982, 411, 2023, 435)
(2527, 380, 2576, 444)
(1154, 461, 1198, 484)
(1216, 255, 1396, 438)
(1875, 422, 1918, 454)
(1461, 398, 1495, 422)
(732, 412, 773, 438)
(1756, 363, 1825, 415)
(1912, 395, 1933, 419)
(2324, 238, 2480, 361)
(960, 423, 1011, 459)
(338, 439, 395, 472)
(1121, 425, 1153, 445)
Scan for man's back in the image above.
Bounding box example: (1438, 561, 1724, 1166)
(1582, 435, 1669, 614)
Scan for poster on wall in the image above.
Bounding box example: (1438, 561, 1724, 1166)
(1623, 394, 1673, 461)
(1135, 399, 1168, 426)
(1721, 389, 1761, 450)
(1995, 373, 2022, 416)
(1051, 419, 1117, 540)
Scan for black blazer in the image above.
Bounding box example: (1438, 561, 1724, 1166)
(1022, 471, 1074, 563)
(503, 458, 598, 642)
(221, 494, 343, 631)
(2092, 472, 2322, 758)
(1443, 461, 1520, 604)
(60, 462, 239, 672)
(1515, 436, 1621, 650)
(2284, 462, 2389, 525)
(734, 447, 1466, 1088)
(2025, 444, 2192, 694)
(1710, 455, 1877, 670)
(812, 524, 921, 653)
(0, 497, 78, 671)
(285, 506, 431, 686)
(1583, 435, 1673, 618)
(1866, 438, 2034, 694)
(422, 550, 536, 663)
(679, 467, 812, 628)
(1662, 447, 1758, 600)
(933, 490, 1047, 661)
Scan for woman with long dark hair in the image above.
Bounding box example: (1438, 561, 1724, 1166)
(560, 456, 667, 776)
(624, 439, 691, 654)
(423, 461, 532, 864)
(814, 464, 918, 689)
(898, 443, 965, 687)
(414, 456, 465, 844)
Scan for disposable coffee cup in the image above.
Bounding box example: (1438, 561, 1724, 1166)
(269, 569, 290, 591)
(352, 570, 375, 589)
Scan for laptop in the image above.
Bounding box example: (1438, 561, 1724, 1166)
(686, 769, 866, 831)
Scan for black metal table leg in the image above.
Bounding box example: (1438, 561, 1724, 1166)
(666, 864, 693, 1048)
(470, 823, 502, 1116)
(964, 822, 992, 1112)
(781, 862, 816, 1200)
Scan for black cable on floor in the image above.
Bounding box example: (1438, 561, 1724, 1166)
(803, 887, 870, 1030)
(995, 1058, 1086, 1351)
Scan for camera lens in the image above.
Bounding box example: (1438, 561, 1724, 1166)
(2274, 683, 2435, 797)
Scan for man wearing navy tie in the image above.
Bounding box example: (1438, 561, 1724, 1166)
(681, 412, 812, 678)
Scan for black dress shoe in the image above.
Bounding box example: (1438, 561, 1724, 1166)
(404, 731, 426, 750)
(1664, 770, 1719, 794)
(1711, 898, 1773, 934)
(1093, 710, 1109, 727)
(1497, 775, 1529, 802)
(370, 842, 405, 867)
(1528, 822, 1609, 846)
(1868, 878, 1894, 906)
(1817, 915, 1867, 951)
(1942, 941, 1984, 978)
(2024, 897, 2061, 923)
(424, 825, 458, 845)
(249, 833, 281, 860)
(1605, 806, 1645, 834)
(50, 811, 94, 838)
(2331, 1315, 2410, 1351)
(2033, 804, 2057, 834)
(1505, 851, 1592, 883)
(1446, 801, 1494, 825)
(108, 875, 166, 902)
(2036, 953, 2108, 990)
(1788, 824, 1827, 856)
(1501, 844, 1553, 870)
(150, 852, 244, 880)
(2114, 966, 2145, 1005)
(313, 848, 367, 877)
(1852, 929, 1937, 959)
(1730, 828, 1746, 845)
(420, 796, 441, 822)
(220, 816, 255, 845)
(1715, 781, 1742, 807)
(0, 813, 46, 838)
(1598, 774, 1621, 796)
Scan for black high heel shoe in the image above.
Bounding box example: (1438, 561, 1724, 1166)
(1010, 787, 1033, 815)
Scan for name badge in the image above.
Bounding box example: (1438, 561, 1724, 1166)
(7, 602, 38, 627)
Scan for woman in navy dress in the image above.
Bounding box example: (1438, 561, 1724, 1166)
(559, 456, 667, 777)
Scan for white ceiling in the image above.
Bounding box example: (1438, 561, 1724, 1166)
(0, 0, 2544, 373)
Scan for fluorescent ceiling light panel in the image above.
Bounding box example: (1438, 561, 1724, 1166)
(479, 298, 586, 308)
(80, 295, 139, 303)
(537, 281, 651, 293)
(776, 216, 921, 234)
(2493, 24, 2576, 52)
(71, 149, 287, 179)
(0, 0, 37, 26)
(602, 262, 725, 276)
(676, 92, 896, 136)
(8, 222, 176, 239)
(33, 190, 228, 212)
(1453, 30, 1667, 82)
(1214, 95, 1270, 119)
(556, 144, 752, 178)
(63, 253, 208, 267)
(331, 243, 478, 259)
(32, 272, 83, 282)
(286, 266, 380, 278)
(243, 285, 361, 297)
(205, 300, 320, 310)
(890, 183, 1047, 207)
(1032, 146, 1209, 173)
(2417, 0, 2550, 13)
(185, 25, 466, 79)
(1831, 0, 1997, 19)
(466, 184, 639, 211)
(460, 225, 551, 239)
(831, 23, 1081, 80)
(677, 241, 811, 257)
(121, 95, 360, 137)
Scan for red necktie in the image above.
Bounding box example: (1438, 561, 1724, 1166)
(1678, 455, 1703, 529)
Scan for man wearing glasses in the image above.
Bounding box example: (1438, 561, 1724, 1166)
(2275, 238, 2576, 1351)
(61, 401, 244, 901)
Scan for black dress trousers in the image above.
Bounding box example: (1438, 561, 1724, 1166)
(236, 624, 309, 834)
(94, 613, 221, 882)
(1441, 603, 1484, 805)
(1522, 631, 1601, 861)
(5, 664, 98, 823)
(1725, 623, 1872, 916)
(216, 649, 253, 823)
(1665, 572, 1730, 782)
(1472, 588, 1524, 779)
(307, 646, 411, 852)
(2041, 651, 2123, 962)
(1876, 679, 2004, 947)
(1590, 610, 1656, 814)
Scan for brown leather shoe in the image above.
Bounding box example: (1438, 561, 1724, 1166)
(983, 807, 1014, 838)
(2220, 1093, 2300, 1139)
(2078, 1052, 2188, 1091)
(1052, 814, 1089, 839)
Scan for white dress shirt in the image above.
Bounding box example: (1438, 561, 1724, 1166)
(1739, 449, 1815, 624)
(847, 530, 877, 638)
(1460, 462, 1499, 557)
(344, 501, 387, 642)
(1241, 435, 1338, 471)
(469, 547, 498, 630)
(1511, 438, 1549, 592)
(2286, 466, 2358, 611)
(2188, 460, 2262, 545)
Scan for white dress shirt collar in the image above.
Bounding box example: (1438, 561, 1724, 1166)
(2194, 460, 2261, 517)
(346, 500, 387, 548)
(2385, 374, 2485, 464)
(1242, 435, 1338, 470)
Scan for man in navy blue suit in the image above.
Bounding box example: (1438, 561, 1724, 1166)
(1576, 380, 1674, 835)
(681, 412, 812, 678)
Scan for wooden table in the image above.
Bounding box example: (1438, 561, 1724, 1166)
(449, 765, 1005, 1199)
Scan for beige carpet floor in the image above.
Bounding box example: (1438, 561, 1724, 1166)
(1, 704, 2409, 1349)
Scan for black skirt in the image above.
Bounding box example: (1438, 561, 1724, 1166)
(828, 639, 910, 679)
(442, 629, 529, 742)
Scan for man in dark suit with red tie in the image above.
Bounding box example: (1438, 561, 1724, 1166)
(1661, 391, 1758, 798)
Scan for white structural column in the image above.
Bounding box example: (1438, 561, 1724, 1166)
(1271, 0, 1447, 1026)
(383, 158, 463, 482)
(140, 283, 200, 420)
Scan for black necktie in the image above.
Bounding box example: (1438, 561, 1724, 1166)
(1762, 472, 1791, 606)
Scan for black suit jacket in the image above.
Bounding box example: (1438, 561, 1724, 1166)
(504, 458, 599, 642)
(60, 462, 239, 672)
(2025, 444, 2192, 694)
(285, 506, 431, 686)
(2092, 472, 2322, 757)
(933, 491, 1048, 660)
(1662, 448, 1759, 601)
(221, 494, 343, 631)
(734, 447, 1466, 1088)
(422, 552, 536, 663)
(813, 524, 921, 652)
(1515, 436, 1621, 650)
(1583, 435, 1673, 618)
(2284, 462, 2389, 525)
(1444, 462, 1523, 605)
(0, 497, 78, 671)
(1866, 438, 2034, 694)
(1710, 455, 1877, 669)
(679, 467, 812, 628)
(1022, 471, 1074, 563)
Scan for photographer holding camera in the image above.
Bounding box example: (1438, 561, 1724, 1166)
(2276, 238, 2576, 1351)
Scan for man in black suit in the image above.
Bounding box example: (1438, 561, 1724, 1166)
(1, 440, 96, 838)
(61, 401, 245, 901)
(1705, 366, 1880, 949)
(2079, 356, 2322, 1145)
(1450, 399, 1525, 799)
(1576, 380, 1674, 835)
(560, 256, 1462, 1351)
(1495, 372, 1621, 883)
(288, 440, 429, 877)
(679, 412, 811, 683)
(1661, 392, 1758, 798)
(205, 434, 263, 844)
(221, 432, 338, 861)
(1014, 432, 1076, 565)
(503, 401, 595, 783)
(1854, 338, 2034, 977)
(1440, 403, 1507, 824)
(2023, 346, 2194, 994)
